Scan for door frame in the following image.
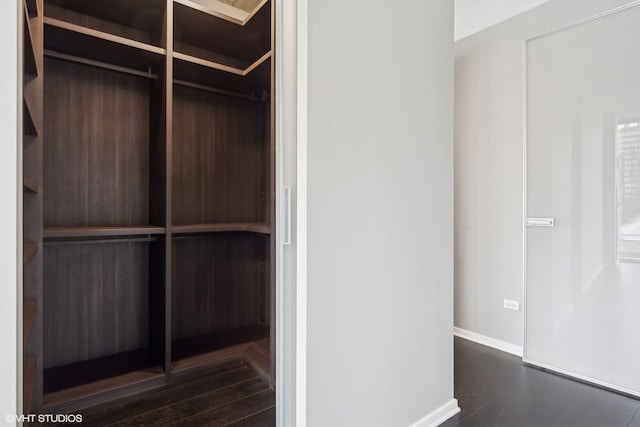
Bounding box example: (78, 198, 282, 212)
(275, 0, 308, 425)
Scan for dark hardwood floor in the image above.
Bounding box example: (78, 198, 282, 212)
(69, 361, 275, 427)
(443, 337, 640, 427)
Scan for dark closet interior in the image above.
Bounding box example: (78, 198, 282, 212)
(22, 0, 274, 414)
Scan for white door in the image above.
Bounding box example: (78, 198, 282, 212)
(525, 2, 640, 396)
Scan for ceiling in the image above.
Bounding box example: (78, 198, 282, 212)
(455, 0, 551, 41)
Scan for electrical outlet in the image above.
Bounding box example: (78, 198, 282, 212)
(503, 299, 520, 311)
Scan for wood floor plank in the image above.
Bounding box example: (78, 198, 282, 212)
(452, 337, 640, 427)
(82, 365, 255, 426)
(223, 407, 275, 427)
(570, 390, 640, 427)
(82, 360, 241, 419)
(114, 378, 269, 427)
(167, 389, 275, 427)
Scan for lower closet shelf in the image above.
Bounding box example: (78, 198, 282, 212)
(172, 324, 269, 365)
(43, 349, 164, 409)
(44, 348, 162, 394)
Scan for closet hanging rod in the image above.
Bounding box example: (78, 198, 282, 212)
(173, 79, 257, 101)
(44, 236, 158, 245)
(44, 50, 159, 79)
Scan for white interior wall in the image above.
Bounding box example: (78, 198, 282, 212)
(0, 0, 20, 423)
(306, 0, 456, 426)
(454, 0, 637, 348)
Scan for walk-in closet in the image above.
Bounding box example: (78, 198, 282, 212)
(22, 0, 275, 419)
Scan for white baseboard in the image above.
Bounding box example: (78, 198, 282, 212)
(409, 399, 460, 427)
(454, 327, 523, 357)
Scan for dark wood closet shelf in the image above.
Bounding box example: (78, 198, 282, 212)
(173, 223, 271, 235)
(173, 324, 269, 363)
(23, 96, 39, 136)
(44, 0, 165, 40)
(44, 350, 164, 411)
(44, 17, 166, 72)
(44, 349, 161, 394)
(174, 53, 271, 98)
(24, 2, 39, 76)
(24, 242, 38, 265)
(44, 226, 166, 239)
(23, 177, 39, 193)
(24, 300, 38, 343)
(24, 357, 38, 413)
(174, 0, 271, 63)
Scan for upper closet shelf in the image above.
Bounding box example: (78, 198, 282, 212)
(44, 17, 166, 72)
(174, 53, 271, 98)
(44, 18, 166, 72)
(175, 0, 268, 26)
(173, 0, 270, 67)
(44, 0, 165, 44)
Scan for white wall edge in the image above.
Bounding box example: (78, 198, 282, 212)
(409, 399, 460, 427)
(16, 0, 24, 417)
(295, 0, 308, 424)
(454, 327, 523, 357)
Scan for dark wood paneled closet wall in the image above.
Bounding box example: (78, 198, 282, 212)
(22, 0, 274, 415)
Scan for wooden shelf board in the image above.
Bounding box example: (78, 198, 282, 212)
(44, 226, 166, 239)
(172, 324, 269, 364)
(175, 0, 247, 25)
(23, 176, 39, 193)
(23, 2, 39, 76)
(173, 223, 271, 235)
(24, 357, 38, 413)
(44, 349, 161, 395)
(172, 343, 248, 373)
(174, 54, 271, 97)
(44, 356, 164, 410)
(174, 50, 271, 77)
(45, 0, 165, 38)
(243, 338, 271, 383)
(24, 300, 38, 343)
(174, 51, 245, 76)
(44, 17, 166, 72)
(24, 242, 38, 265)
(44, 17, 164, 55)
(23, 94, 40, 137)
(173, 0, 270, 63)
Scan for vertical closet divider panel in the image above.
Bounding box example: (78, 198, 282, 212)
(23, 0, 44, 413)
(163, 0, 174, 378)
(268, 0, 275, 384)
